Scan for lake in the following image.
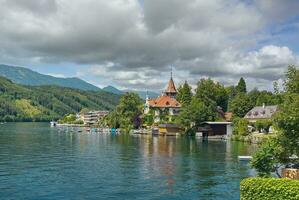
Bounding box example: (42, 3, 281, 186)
(0, 123, 256, 200)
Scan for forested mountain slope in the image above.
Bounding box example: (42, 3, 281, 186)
(0, 77, 119, 122)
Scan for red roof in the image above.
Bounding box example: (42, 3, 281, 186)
(148, 95, 181, 108)
(164, 77, 177, 93)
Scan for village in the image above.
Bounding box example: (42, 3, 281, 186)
(54, 71, 279, 142)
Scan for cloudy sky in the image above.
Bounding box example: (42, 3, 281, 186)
(0, 0, 299, 92)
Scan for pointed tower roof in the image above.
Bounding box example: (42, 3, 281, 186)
(163, 67, 177, 96)
(164, 77, 177, 93)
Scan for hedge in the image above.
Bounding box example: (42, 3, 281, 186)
(240, 178, 299, 200)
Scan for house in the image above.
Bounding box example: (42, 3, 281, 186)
(244, 104, 278, 122)
(144, 74, 181, 123)
(198, 122, 233, 138)
(80, 110, 109, 125)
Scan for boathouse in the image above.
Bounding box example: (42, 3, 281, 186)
(198, 122, 232, 137)
(158, 124, 181, 136)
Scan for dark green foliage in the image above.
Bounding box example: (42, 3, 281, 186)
(104, 111, 120, 128)
(233, 88, 282, 112)
(177, 81, 192, 106)
(0, 76, 119, 122)
(236, 77, 247, 94)
(255, 91, 282, 106)
(105, 92, 143, 131)
(240, 178, 299, 200)
(195, 78, 229, 111)
(176, 78, 226, 132)
(176, 97, 216, 131)
(229, 93, 254, 118)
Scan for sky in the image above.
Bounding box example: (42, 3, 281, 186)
(0, 0, 299, 92)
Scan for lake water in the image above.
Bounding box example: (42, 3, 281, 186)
(0, 123, 256, 200)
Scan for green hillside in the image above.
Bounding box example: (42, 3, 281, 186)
(0, 77, 119, 122)
(0, 64, 101, 91)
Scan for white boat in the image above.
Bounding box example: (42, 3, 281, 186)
(238, 156, 252, 161)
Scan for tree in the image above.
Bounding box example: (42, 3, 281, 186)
(115, 92, 143, 130)
(195, 78, 228, 111)
(176, 97, 216, 131)
(273, 94, 299, 160)
(255, 91, 281, 106)
(236, 77, 247, 94)
(251, 66, 299, 177)
(283, 65, 299, 94)
(229, 93, 254, 118)
(104, 111, 120, 128)
(251, 93, 299, 177)
(273, 81, 280, 95)
(226, 86, 237, 99)
(177, 81, 192, 106)
(251, 139, 280, 177)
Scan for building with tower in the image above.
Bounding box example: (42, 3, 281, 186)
(144, 73, 181, 123)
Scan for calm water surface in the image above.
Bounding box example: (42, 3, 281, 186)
(0, 123, 256, 200)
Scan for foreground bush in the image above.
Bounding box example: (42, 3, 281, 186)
(240, 178, 299, 200)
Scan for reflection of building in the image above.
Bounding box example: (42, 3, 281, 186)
(244, 104, 278, 122)
(144, 73, 181, 123)
(80, 110, 109, 125)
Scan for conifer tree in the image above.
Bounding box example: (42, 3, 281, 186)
(177, 81, 192, 106)
(236, 77, 247, 94)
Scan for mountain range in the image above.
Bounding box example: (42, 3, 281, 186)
(102, 86, 159, 99)
(0, 64, 159, 99)
(0, 64, 100, 91)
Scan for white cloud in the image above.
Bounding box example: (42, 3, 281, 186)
(0, 0, 298, 91)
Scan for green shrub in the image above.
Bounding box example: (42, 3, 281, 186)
(233, 117, 249, 136)
(254, 119, 273, 133)
(240, 178, 299, 200)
